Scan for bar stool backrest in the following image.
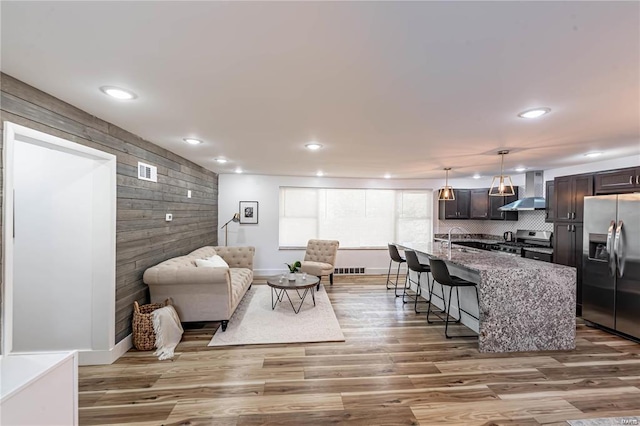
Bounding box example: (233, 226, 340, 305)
(429, 258, 454, 286)
(387, 244, 404, 263)
(404, 250, 423, 272)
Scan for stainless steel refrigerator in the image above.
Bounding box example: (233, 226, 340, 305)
(582, 194, 640, 340)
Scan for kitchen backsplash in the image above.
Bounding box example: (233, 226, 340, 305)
(435, 210, 553, 236)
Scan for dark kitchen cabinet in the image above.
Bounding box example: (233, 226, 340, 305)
(439, 189, 470, 219)
(523, 249, 552, 263)
(488, 187, 519, 221)
(545, 180, 555, 222)
(554, 174, 593, 222)
(554, 222, 584, 312)
(469, 188, 489, 219)
(594, 167, 640, 194)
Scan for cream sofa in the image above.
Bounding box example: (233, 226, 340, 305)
(143, 246, 255, 331)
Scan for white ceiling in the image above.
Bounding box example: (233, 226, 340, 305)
(1, 1, 639, 179)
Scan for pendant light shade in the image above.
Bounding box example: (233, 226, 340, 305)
(438, 168, 455, 201)
(489, 150, 515, 197)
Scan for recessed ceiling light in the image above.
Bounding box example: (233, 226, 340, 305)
(584, 151, 603, 158)
(518, 107, 551, 119)
(183, 138, 202, 145)
(214, 158, 228, 164)
(235, 167, 243, 173)
(100, 86, 137, 100)
(384, 173, 391, 179)
(514, 167, 527, 172)
(305, 142, 323, 150)
(473, 174, 482, 179)
(316, 171, 324, 177)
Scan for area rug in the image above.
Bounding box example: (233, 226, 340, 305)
(568, 418, 640, 426)
(208, 284, 345, 346)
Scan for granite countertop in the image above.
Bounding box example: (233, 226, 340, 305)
(522, 246, 554, 255)
(397, 240, 576, 353)
(399, 241, 569, 273)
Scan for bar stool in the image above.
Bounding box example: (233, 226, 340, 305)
(386, 244, 406, 297)
(428, 258, 479, 339)
(403, 250, 432, 313)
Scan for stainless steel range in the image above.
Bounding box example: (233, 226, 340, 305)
(491, 230, 553, 256)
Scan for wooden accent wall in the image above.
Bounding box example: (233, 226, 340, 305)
(0, 73, 218, 344)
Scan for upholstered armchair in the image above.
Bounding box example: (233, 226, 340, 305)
(299, 239, 340, 290)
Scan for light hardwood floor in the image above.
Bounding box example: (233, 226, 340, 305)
(79, 276, 640, 425)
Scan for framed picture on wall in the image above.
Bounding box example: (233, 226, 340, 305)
(239, 201, 259, 224)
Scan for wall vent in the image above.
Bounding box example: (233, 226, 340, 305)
(334, 267, 365, 275)
(138, 162, 157, 182)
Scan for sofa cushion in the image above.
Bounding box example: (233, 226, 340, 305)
(301, 261, 334, 276)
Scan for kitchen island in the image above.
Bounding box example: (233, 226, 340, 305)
(398, 241, 576, 353)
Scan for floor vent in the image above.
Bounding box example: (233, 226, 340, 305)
(334, 267, 365, 275)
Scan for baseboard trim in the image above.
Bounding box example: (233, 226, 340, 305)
(77, 334, 132, 366)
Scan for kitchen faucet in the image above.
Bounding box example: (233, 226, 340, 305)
(447, 226, 467, 258)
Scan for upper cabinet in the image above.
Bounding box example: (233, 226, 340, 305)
(594, 167, 640, 194)
(469, 189, 489, 219)
(554, 174, 593, 222)
(545, 180, 555, 222)
(439, 189, 470, 219)
(488, 187, 519, 221)
(440, 188, 516, 220)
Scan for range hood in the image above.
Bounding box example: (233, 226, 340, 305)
(499, 170, 546, 211)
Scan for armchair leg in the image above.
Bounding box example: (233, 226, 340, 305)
(330, 273, 334, 285)
(221, 320, 228, 332)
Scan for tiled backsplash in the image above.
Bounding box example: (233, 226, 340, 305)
(435, 210, 553, 236)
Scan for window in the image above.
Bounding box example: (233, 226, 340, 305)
(279, 187, 433, 248)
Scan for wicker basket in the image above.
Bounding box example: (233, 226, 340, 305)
(132, 301, 164, 351)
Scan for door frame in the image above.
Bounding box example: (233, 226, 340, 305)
(2, 122, 117, 356)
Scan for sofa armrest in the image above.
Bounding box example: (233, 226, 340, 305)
(213, 246, 255, 270)
(143, 265, 231, 286)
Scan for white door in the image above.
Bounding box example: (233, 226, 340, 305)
(3, 123, 116, 356)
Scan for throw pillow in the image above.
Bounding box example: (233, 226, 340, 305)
(195, 255, 229, 269)
(206, 255, 230, 268)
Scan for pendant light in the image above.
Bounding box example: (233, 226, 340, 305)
(489, 150, 515, 197)
(438, 168, 455, 201)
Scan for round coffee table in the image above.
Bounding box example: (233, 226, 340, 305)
(266, 275, 320, 314)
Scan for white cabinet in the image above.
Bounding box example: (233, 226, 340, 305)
(1, 352, 78, 425)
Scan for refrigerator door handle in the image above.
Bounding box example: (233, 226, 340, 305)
(614, 220, 625, 277)
(606, 220, 616, 277)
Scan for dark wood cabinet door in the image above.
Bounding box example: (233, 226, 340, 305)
(439, 197, 458, 219)
(488, 187, 518, 220)
(572, 175, 593, 222)
(636, 167, 640, 188)
(595, 168, 636, 194)
(469, 189, 489, 219)
(502, 187, 519, 221)
(555, 176, 573, 221)
(545, 180, 555, 222)
(489, 195, 505, 220)
(553, 223, 574, 266)
(455, 189, 471, 219)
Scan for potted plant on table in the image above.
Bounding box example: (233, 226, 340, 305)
(286, 261, 301, 281)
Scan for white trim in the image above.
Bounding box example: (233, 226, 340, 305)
(2, 122, 16, 355)
(2, 121, 117, 357)
(77, 335, 132, 366)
